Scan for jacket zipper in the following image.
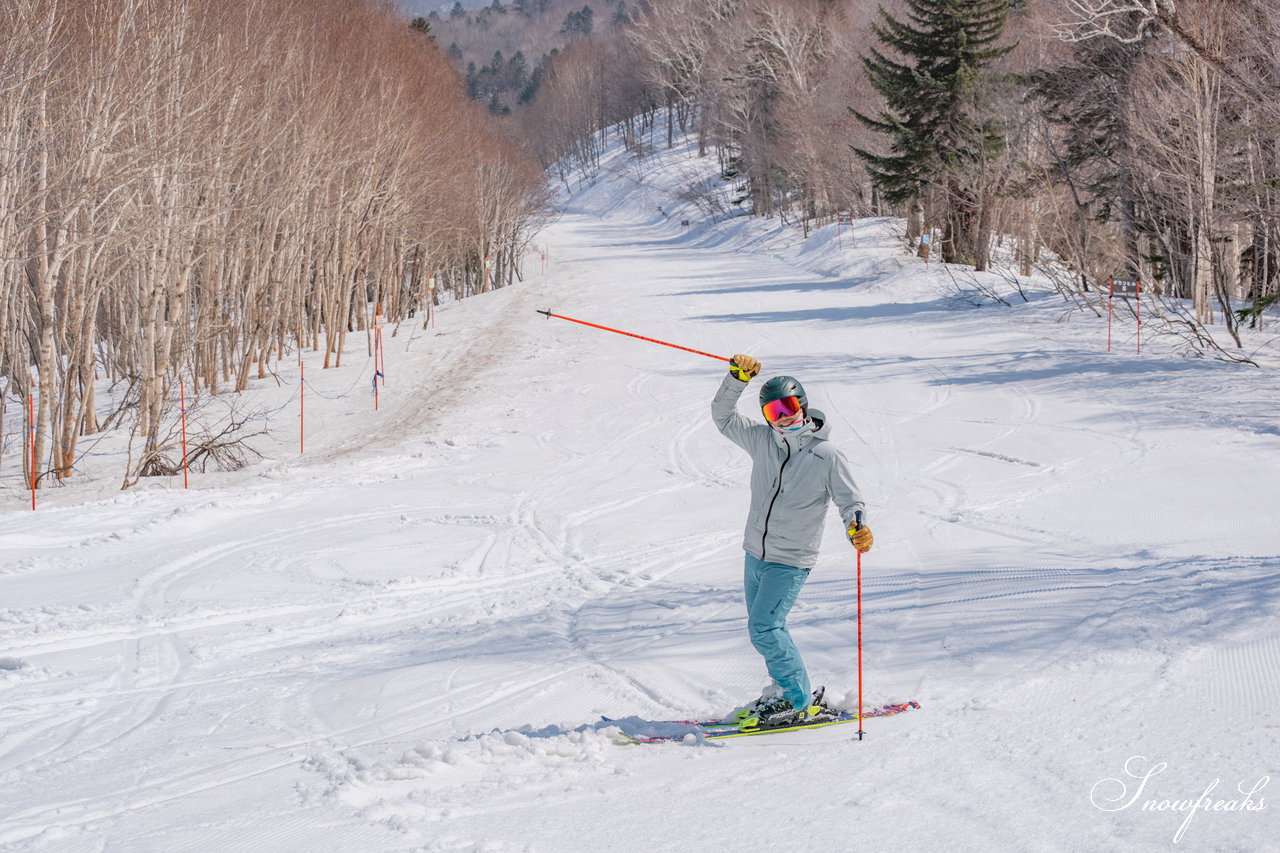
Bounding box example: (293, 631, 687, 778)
(760, 441, 791, 560)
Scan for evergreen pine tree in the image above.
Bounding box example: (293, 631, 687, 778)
(561, 5, 594, 35)
(466, 61, 480, 99)
(1035, 37, 1146, 282)
(488, 91, 509, 115)
(853, 0, 1013, 268)
(518, 55, 550, 105)
(509, 50, 529, 93)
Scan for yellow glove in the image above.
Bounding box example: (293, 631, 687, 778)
(729, 354, 761, 382)
(847, 522, 873, 553)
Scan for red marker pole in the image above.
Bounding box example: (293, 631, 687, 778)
(536, 310, 730, 363)
(374, 304, 386, 386)
(373, 307, 385, 411)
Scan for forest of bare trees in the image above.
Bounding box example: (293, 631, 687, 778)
(5, 0, 1276, 496)
(0, 0, 548, 490)
(518, 0, 1279, 355)
(426, 0, 638, 114)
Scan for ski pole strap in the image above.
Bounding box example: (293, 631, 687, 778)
(537, 310, 731, 362)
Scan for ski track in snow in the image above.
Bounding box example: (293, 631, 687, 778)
(2, 132, 1279, 851)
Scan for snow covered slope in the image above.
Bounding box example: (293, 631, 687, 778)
(2, 133, 1278, 852)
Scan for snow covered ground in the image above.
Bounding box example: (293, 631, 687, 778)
(2, 131, 1278, 852)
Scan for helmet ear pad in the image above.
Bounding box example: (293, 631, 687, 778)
(758, 375, 808, 416)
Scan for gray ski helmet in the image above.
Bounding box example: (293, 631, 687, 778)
(759, 375, 807, 415)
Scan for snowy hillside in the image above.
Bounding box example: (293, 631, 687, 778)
(2, 133, 1278, 852)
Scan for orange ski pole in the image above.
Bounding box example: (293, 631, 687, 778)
(537, 310, 730, 363)
(855, 510, 865, 740)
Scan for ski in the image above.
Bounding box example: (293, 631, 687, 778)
(605, 701, 920, 744)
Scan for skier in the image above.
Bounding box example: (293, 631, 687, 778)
(712, 354, 874, 729)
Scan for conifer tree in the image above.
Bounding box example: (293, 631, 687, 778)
(1035, 36, 1146, 283)
(518, 55, 550, 104)
(509, 50, 529, 92)
(853, 0, 1013, 268)
(561, 5, 595, 36)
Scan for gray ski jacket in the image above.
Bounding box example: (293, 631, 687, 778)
(711, 373, 866, 569)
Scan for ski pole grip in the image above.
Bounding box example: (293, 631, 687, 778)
(854, 510, 863, 531)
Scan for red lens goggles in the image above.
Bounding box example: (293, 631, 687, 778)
(761, 396, 803, 422)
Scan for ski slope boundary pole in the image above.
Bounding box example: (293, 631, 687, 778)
(537, 310, 730, 363)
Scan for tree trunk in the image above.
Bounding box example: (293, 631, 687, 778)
(906, 199, 923, 241)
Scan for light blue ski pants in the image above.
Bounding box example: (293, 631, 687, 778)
(743, 554, 811, 710)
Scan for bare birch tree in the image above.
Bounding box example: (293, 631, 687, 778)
(0, 0, 549, 490)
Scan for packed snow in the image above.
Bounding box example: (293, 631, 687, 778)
(2, 130, 1278, 852)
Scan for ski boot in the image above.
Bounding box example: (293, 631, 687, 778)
(728, 683, 784, 722)
(739, 686, 836, 732)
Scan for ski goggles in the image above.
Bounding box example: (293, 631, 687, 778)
(761, 396, 803, 423)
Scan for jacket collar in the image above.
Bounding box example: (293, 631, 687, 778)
(770, 407, 829, 448)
